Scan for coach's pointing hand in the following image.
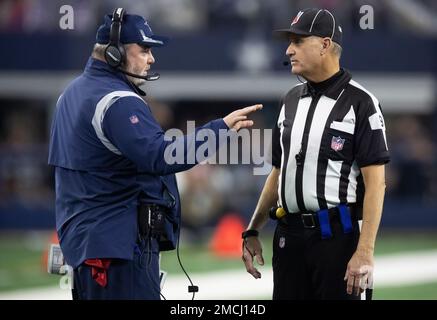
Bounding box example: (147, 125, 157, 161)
(224, 104, 263, 131)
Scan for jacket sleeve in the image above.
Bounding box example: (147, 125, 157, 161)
(101, 96, 229, 175)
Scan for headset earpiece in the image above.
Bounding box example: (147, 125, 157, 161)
(105, 45, 124, 67)
(105, 8, 126, 68)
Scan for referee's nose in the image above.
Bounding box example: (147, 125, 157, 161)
(286, 43, 296, 58)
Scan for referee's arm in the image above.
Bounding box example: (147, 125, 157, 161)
(246, 108, 282, 232)
(242, 167, 279, 279)
(247, 167, 280, 231)
(359, 164, 386, 258)
(345, 164, 386, 295)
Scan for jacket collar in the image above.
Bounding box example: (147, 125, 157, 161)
(300, 68, 352, 100)
(84, 57, 146, 96)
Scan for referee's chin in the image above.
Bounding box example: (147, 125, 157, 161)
(291, 67, 304, 77)
(290, 64, 301, 74)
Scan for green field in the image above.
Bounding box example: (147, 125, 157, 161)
(373, 282, 437, 300)
(162, 231, 437, 273)
(1, 230, 437, 299)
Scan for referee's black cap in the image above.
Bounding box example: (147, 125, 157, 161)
(274, 8, 343, 45)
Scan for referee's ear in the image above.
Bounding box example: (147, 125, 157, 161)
(320, 37, 331, 56)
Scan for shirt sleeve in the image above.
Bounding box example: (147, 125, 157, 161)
(271, 123, 281, 168)
(354, 97, 390, 168)
(271, 100, 284, 169)
(101, 96, 229, 175)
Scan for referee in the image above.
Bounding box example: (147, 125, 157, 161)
(241, 8, 390, 300)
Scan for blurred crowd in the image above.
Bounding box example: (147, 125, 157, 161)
(1, 0, 436, 36)
(1, 97, 436, 234)
(387, 115, 437, 202)
(0, 101, 53, 219)
(0, 0, 436, 234)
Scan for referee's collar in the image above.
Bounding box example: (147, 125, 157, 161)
(300, 68, 352, 100)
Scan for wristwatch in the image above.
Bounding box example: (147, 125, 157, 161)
(241, 229, 259, 239)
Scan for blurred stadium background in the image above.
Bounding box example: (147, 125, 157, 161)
(0, 0, 436, 300)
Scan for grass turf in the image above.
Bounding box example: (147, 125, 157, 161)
(1, 230, 437, 299)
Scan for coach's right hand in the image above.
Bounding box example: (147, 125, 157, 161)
(223, 104, 263, 131)
(242, 236, 264, 279)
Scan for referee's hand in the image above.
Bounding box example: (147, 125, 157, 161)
(223, 104, 263, 131)
(242, 236, 264, 279)
(344, 250, 374, 296)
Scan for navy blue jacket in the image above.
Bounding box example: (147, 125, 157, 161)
(48, 58, 228, 268)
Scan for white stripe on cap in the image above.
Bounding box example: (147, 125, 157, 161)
(324, 9, 336, 40)
(309, 9, 323, 32)
(92, 91, 144, 155)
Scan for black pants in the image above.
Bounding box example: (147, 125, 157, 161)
(72, 237, 160, 300)
(272, 217, 360, 300)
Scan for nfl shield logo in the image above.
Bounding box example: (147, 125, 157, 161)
(129, 115, 139, 124)
(279, 237, 286, 248)
(331, 136, 345, 151)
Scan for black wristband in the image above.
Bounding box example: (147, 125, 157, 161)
(242, 229, 259, 239)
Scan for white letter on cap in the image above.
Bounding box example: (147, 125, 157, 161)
(59, 5, 74, 30)
(359, 5, 374, 30)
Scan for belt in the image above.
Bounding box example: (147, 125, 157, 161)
(281, 205, 362, 229)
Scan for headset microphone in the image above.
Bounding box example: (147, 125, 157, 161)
(118, 68, 160, 81)
(144, 73, 160, 81)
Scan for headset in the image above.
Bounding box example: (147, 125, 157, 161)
(104, 8, 160, 81)
(104, 8, 125, 68)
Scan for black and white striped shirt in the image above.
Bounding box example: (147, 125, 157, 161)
(272, 69, 390, 214)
